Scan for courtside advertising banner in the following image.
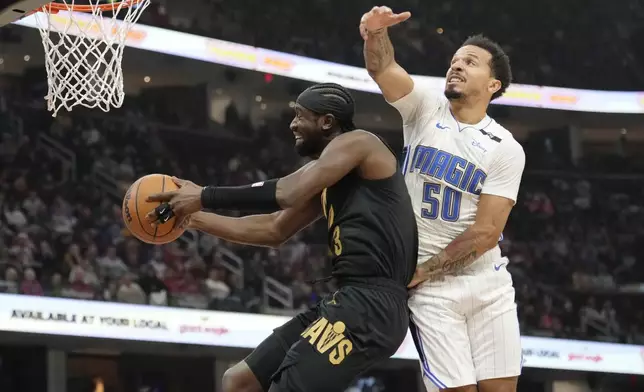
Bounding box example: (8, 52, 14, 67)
(13, 12, 644, 114)
(0, 294, 642, 375)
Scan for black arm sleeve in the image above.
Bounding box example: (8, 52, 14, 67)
(200, 179, 280, 212)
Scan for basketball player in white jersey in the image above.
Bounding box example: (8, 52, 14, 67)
(360, 6, 525, 392)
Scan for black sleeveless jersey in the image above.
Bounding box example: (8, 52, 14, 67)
(320, 139, 418, 287)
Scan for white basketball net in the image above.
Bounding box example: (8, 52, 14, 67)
(33, 0, 150, 116)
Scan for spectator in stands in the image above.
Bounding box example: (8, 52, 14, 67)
(20, 268, 43, 296)
(148, 246, 168, 279)
(97, 246, 128, 280)
(205, 267, 230, 300)
(101, 280, 117, 302)
(68, 255, 100, 296)
(138, 264, 168, 306)
(48, 273, 64, 298)
(51, 196, 76, 236)
(2, 267, 19, 294)
(580, 297, 609, 337)
(63, 244, 83, 272)
(22, 191, 46, 219)
(116, 273, 146, 304)
(37, 238, 55, 269)
(8, 232, 35, 267)
(4, 201, 27, 231)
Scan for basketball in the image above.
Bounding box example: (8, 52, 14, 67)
(121, 174, 185, 245)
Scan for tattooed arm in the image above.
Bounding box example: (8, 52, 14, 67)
(361, 7, 414, 103)
(408, 194, 516, 288)
(363, 30, 414, 102)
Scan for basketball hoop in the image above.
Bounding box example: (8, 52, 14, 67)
(31, 0, 150, 116)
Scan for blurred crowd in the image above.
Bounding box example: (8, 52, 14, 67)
(138, 0, 644, 91)
(508, 175, 644, 343)
(0, 70, 642, 347)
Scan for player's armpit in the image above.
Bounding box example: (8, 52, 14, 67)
(276, 131, 382, 208)
(189, 200, 321, 248)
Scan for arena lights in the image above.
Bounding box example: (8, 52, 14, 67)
(12, 12, 644, 114)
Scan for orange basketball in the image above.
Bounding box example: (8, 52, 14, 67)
(122, 174, 185, 245)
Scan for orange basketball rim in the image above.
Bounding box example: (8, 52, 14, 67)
(31, 0, 147, 15)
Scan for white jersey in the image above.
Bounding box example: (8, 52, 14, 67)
(389, 84, 526, 389)
(390, 84, 525, 272)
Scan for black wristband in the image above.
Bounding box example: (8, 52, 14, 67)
(200, 179, 281, 212)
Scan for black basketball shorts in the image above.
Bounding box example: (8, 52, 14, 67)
(245, 282, 409, 392)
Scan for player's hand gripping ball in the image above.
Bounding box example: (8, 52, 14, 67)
(144, 176, 203, 226)
(359, 6, 411, 40)
(121, 174, 188, 244)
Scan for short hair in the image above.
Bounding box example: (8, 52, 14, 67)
(305, 83, 356, 131)
(462, 35, 512, 101)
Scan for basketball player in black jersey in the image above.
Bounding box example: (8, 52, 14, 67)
(146, 83, 418, 392)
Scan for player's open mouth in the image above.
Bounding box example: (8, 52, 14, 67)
(448, 75, 465, 83)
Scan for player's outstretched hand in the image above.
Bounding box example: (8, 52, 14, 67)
(359, 6, 411, 40)
(145, 177, 202, 226)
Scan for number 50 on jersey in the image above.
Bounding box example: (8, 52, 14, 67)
(421, 183, 462, 222)
(401, 145, 488, 223)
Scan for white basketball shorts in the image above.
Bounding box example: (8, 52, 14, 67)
(408, 257, 522, 390)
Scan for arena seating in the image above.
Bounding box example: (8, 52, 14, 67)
(0, 0, 640, 91)
(132, 0, 644, 91)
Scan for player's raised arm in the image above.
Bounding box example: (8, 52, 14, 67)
(361, 6, 413, 103)
(187, 201, 322, 249)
